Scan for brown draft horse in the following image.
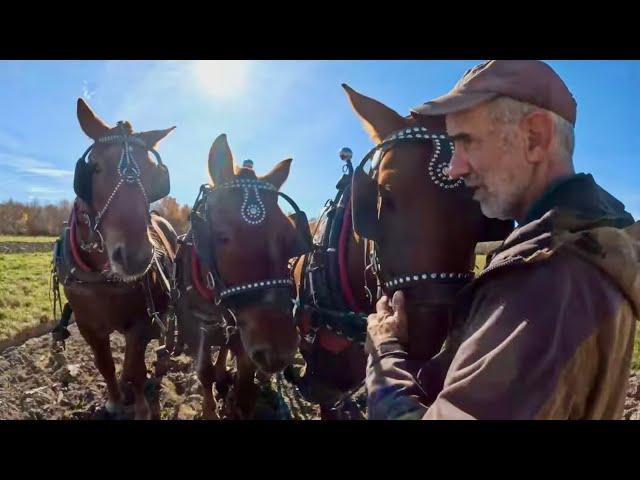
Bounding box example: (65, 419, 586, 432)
(290, 180, 375, 420)
(57, 99, 178, 420)
(173, 134, 310, 419)
(289, 85, 513, 418)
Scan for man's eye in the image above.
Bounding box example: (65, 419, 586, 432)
(454, 137, 470, 149)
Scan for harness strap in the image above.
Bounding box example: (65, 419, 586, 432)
(69, 206, 95, 273)
(143, 273, 167, 334)
(153, 255, 172, 296)
(191, 245, 215, 301)
(338, 194, 364, 313)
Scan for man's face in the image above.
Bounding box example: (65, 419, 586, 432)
(446, 103, 533, 220)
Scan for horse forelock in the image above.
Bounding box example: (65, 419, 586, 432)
(235, 167, 258, 180)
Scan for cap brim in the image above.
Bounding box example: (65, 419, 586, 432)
(411, 90, 499, 117)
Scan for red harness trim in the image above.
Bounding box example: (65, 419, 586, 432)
(338, 194, 366, 313)
(69, 203, 112, 273)
(300, 195, 365, 355)
(190, 245, 215, 301)
(69, 206, 93, 273)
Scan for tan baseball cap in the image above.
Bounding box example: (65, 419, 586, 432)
(411, 60, 577, 126)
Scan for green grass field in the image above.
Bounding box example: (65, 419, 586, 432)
(0, 251, 65, 343)
(0, 235, 57, 243)
(474, 254, 487, 275)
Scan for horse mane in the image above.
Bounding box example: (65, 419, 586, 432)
(234, 165, 258, 179)
(209, 166, 258, 188)
(149, 211, 178, 262)
(121, 121, 134, 134)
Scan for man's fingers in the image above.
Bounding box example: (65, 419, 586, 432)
(376, 295, 392, 315)
(391, 290, 405, 314)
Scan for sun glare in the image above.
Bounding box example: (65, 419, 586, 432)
(191, 60, 251, 99)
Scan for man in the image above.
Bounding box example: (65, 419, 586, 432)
(365, 60, 640, 420)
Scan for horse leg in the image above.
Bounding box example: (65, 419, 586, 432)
(173, 314, 185, 356)
(213, 347, 233, 399)
(164, 311, 176, 356)
(121, 328, 153, 420)
(196, 331, 219, 420)
(77, 325, 122, 415)
(233, 352, 258, 419)
(153, 316, 171, 380)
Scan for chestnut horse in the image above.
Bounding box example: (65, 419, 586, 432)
(173, 134, 312, 419)
(289, 154, 375, 420)
(53, 99, 178, 419)
(288, 85, 513, 418)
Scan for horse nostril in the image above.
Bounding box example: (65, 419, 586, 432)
(112, 245, 125, 266)
(252, 349, 267, 367)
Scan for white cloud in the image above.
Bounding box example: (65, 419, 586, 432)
(0, 153, 72, 178)
(0, 152, 49, 170)
(28, 186, 66, 194)
(82, 80, 96, 100)
(25, 167, 73, 178)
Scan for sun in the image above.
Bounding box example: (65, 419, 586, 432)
(191, 60, 251, 99)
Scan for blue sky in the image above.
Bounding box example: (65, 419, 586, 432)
(0, 60, 638, 219)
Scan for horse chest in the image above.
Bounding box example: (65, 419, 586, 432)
(64, 283, 156, 333)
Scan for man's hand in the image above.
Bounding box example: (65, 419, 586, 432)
(365, 290, 408, 355)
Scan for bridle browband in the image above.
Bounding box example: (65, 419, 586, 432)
(74, 121, 169, 253)
(353, 126, 474, 300)
(189, 178, 311, 308)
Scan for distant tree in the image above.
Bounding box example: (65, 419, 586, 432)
(0, 199, 71, 236)
(0, 196, 191, 236)
(151, 196, 191, 235)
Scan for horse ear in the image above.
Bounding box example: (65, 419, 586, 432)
(208, 134, 235, 186)
(342, 83, 408, 144)
(139, 127, 176, 150)
(260, 158, 292, 190)
(77, 98, 110, 140)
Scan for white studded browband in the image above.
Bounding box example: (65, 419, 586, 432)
(85, 128, 150, 235)
(384, 271, 474, 290)
(205, 178, 292, 300)
(97, 134, 147, 146)
(218, 278, 293, 299)
(383, 127, 448, 143)
(380, 127, 464, 190)
(217, 178, 277, 225)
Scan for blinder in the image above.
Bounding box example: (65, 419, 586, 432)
(73, 145, 95, 204)
(73, 122, 170, 206)
(279, 191, 313, 258)
(350, 126, 484, 302)
(189, 185, 215, 275)
(146, 152, 171, 203)
(188, 179, 313, 307)
(351, 127, 460, 243)
(351, 165, 380, 241)
(350, 126, 514, 246)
